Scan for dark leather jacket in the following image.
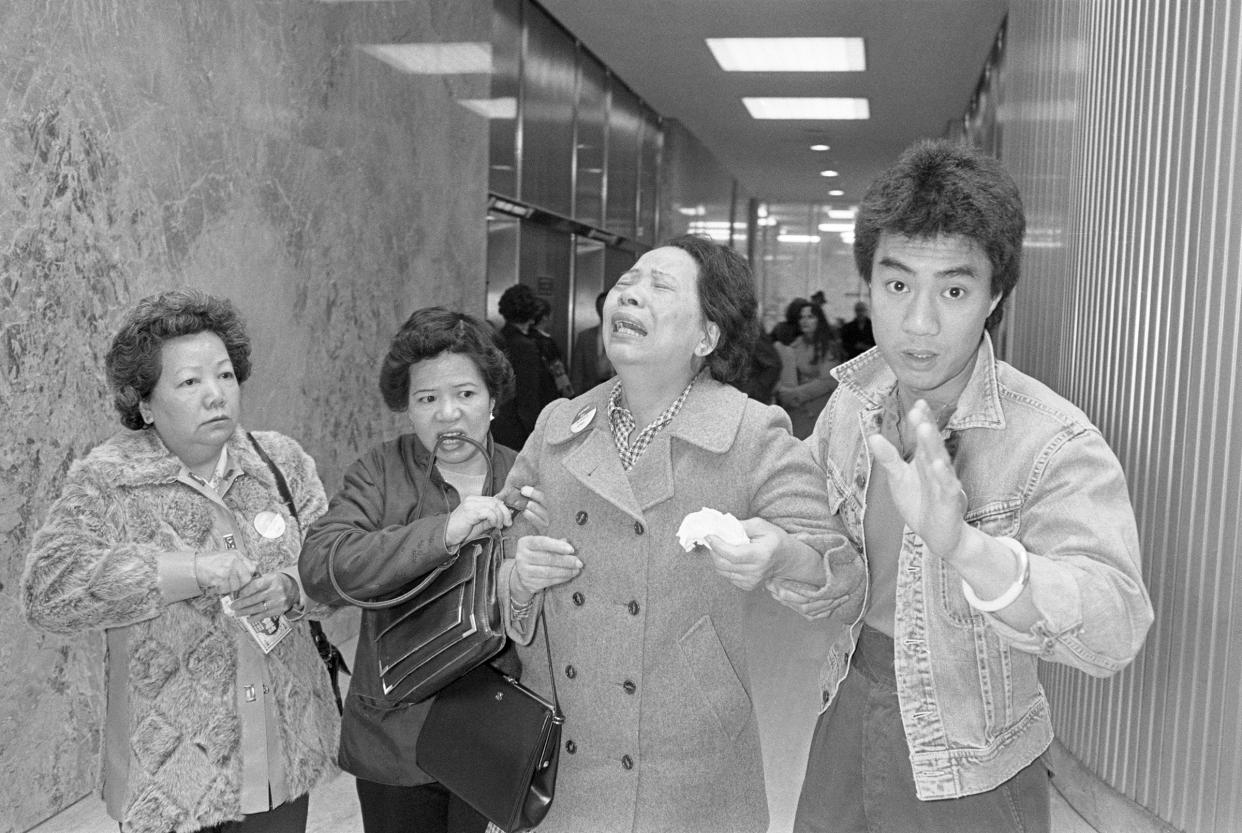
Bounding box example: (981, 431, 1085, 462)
(299, 433, 517, 785)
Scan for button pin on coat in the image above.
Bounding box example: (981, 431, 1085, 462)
(253, 510, 286, 539)
(570, 405, 596, 434)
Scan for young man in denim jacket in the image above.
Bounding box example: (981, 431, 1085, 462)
(770, 140, 1154, 833)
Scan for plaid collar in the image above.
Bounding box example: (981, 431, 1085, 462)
(606, 373, 699, 470)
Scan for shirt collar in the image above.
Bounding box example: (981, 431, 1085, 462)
(836, 330, 1006, 431)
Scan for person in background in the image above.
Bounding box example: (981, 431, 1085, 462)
(570, 290, 614, 395)
(22, 289, 339, 833)
(491, 283, 559, 450)
(775, 298, 843, 439)
(497, 234, 864, 833)
(299, 307, 535, 833)
(736, 316, 783, 405)
(839, 300, 876, 359)
(532, 295, 575, 399)
(776, 139, 1154, 833)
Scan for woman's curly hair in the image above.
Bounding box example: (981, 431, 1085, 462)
(105, 289, 251, 430)
(379, 307, 515, 412)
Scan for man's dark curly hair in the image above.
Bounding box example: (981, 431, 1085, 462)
(379, 307, 515, 412)
(664, 234, 757, 385)
(497, 283, 541, 325)
(105, 289, 252, 431)
(853, 139, 1025, 331)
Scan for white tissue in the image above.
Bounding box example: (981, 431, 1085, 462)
(676, 507, 749, 552)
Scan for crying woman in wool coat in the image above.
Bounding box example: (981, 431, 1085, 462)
(22, 290, 340, 833)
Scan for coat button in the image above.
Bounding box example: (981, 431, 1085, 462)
(566, 739, 577, 754)
(627, 600, 640, 616)
(621, 755, 634, 770)
(633, 521, 644, 535)
(622, 680, 636, 695)
(575, 511, 589, 525)
(565, 664, 577, 679)
(855, 473, 867, 489)
(572, 591, 585, 606)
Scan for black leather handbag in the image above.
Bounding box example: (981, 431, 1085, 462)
(326, 433, 506, 703)
(417, 608, 562, 833)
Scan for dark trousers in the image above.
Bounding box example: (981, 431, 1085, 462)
(795, 625, 1050, 833)
(355, 779, 488, 833)
(135, 793, 309, 833)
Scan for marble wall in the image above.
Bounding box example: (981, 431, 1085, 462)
(0, 1, 490, 829)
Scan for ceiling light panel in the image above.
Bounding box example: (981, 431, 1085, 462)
(743, 97, 870, 120)
(359, 42, 491, 74)
(706, 38, 866, 72)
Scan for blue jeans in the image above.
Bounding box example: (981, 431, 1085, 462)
(795, 625, 1051, 833)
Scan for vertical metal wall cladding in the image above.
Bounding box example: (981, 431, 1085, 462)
(1003, 3, 1242, 831)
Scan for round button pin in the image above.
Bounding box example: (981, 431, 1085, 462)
(570, 405, 597, 434)
(253, 510, 286, 539)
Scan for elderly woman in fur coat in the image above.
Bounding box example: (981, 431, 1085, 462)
(22, 290, 340, 833)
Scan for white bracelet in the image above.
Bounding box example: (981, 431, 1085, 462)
(961, 536, 1029, 612)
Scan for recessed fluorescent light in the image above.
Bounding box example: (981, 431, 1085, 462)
(828, 189, 845, 196)
(777, 234, 822, 243)
(359, 42, 491, 74)
(820, 170, 839, 177)
(706, 38, 866, 72)
(810, 144, 831, 151)
(743, 97, 870, 120)
(458, 97, 517, 119)
(817, 222, 854, 233)
(826, 208, 855, 220)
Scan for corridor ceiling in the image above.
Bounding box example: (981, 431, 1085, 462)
(538, 0, 1009, 207)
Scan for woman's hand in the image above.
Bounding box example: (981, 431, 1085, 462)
(508, 485, 550, 534)
(511, 535, 582, 600)
(230, 571, 299, 619)
(194, 551, 257, 595)
(703, 517, 787, 591)
(444, 495, 514, 551)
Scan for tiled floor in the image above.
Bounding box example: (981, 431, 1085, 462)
(30, 601, 1095, 833)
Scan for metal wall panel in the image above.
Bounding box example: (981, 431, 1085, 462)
(1004, 3, 1242, 831)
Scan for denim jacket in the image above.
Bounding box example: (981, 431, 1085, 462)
(805, 334, 1153, 800)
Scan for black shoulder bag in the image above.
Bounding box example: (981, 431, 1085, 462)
(324, 432, 506, 704)
(247, 432, 349, 714)
(417, 606, 562, 833)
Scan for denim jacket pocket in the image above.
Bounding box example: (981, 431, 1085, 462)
(935, 499, 1022, 627)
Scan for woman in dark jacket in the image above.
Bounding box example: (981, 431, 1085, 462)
(298, 307, 525, 833)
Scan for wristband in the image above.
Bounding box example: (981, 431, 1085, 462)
(961, 536, 1029, 612)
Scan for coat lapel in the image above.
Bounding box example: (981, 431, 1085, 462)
(625, 377, 745, 513)
(547, 390, 644, 520)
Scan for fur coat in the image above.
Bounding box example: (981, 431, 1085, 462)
(22, 427, 340, 833)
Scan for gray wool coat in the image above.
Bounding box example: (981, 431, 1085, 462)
(500, 377, 855, 833)
(22, 428, 340, 833)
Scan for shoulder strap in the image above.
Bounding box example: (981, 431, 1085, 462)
(247, 432, 298, 521)
(538, 606, 561, 716)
